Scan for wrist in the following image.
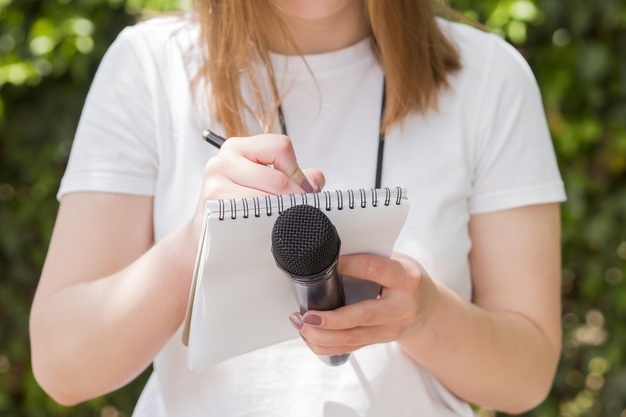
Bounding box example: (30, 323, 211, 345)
(154, 222, 203, 311)
(397, 278, 450, 362)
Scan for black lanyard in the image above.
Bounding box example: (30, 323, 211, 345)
(277, 79, 387, 189)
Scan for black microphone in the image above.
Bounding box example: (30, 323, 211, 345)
(271, 204, 350, 366)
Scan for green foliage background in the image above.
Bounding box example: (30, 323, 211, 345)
(1, 0, 625, 416)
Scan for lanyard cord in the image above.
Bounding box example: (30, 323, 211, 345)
(277, 78, 387, 189)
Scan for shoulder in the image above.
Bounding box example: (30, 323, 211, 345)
(95, 13, 202, 96)
(107, 14, 200, 66)
(123, 14, 198, 46)
(438, 19, 538, 90)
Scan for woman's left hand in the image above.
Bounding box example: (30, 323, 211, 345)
(288, 252, 440, 356)
(288, 204, 562, 414)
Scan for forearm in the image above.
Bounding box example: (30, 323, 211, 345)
(399, 281, 560, 413)
(30, 224, 196, 405)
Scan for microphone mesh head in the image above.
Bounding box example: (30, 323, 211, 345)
(271, 204, 340, 277)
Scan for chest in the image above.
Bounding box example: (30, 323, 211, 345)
(152, 61, 476, 300)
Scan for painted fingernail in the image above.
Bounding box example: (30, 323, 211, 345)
(300, 178, 315, 194)
(303, 314, 322, 326)
(313, 180, 323, 193)
(289, 313, 303, 331)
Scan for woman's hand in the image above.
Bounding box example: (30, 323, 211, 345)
(288, 252, 439, 356)
(188, 134, 325, 242)
(202, 134, 323, 199)
(289, 204, 562, 414)
(31, 133, 324, 406)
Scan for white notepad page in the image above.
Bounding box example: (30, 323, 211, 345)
(184, 187, 409, 372)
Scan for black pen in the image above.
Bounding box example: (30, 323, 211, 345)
(202, 129, 226, 148)
(201, 129, 317, 193)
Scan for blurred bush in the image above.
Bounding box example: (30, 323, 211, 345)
(450, 0, 626, 416)
(0, 1, 178, 416)
(1, 0, 625, 416)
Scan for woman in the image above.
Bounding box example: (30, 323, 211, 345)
(30, 0, 566, 416)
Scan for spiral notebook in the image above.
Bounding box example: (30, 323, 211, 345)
(183, 187, 410, 372)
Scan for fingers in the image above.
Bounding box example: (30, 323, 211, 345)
(291, 302, 415, 356)
(300, 336, 368, 356)
(203, 154, 304, 199)
(301, 325, 400, 350)
(300, 295, 415, 335)
(303, 297, 409, 329)
(287, 254, 430, 356)
(338, 253, 420, 290)
(288, 312, 373, 356)
(221, 134, 319, 194)
(286, 289, 415, 356)
(191, 133, 325, 247)
(290, 309, 404, 356)
(202, 134, 324, 199)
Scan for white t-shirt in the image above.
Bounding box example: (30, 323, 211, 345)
(59, 15, 566, 417)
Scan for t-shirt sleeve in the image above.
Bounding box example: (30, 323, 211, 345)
(57, 26, 159, 199)
(467, 35, 566, 214)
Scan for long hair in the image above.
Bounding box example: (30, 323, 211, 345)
(194, 0, 462, 137)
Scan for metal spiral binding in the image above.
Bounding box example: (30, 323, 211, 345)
(215, 187, 403, 220)
(324, 191, 332, 211)
(336, 189, 344, 210)
(277, 194, 284, 214)
(242, 198, 249, 219)
(265, 195, 272, 217)
(253, 197, 261, 218)
(396, 186, 403, 205)
(218, 199, 225, 221)
(359, 188, 367, 208)
(229, 199, 236, 220)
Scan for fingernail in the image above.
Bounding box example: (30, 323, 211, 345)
(303, 314, 322, 326)
(300, 178, 315, 194)
(313, 180, 323, 193)
(289, 313, 303, 331)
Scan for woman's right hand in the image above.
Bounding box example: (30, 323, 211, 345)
(187, 133, 325, 243)
(30, 133, 323, 406)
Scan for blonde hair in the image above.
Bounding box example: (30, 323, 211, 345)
(194, 0, 462, 137)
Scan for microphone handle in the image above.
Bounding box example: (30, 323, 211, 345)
(289, 260, 350, 366)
